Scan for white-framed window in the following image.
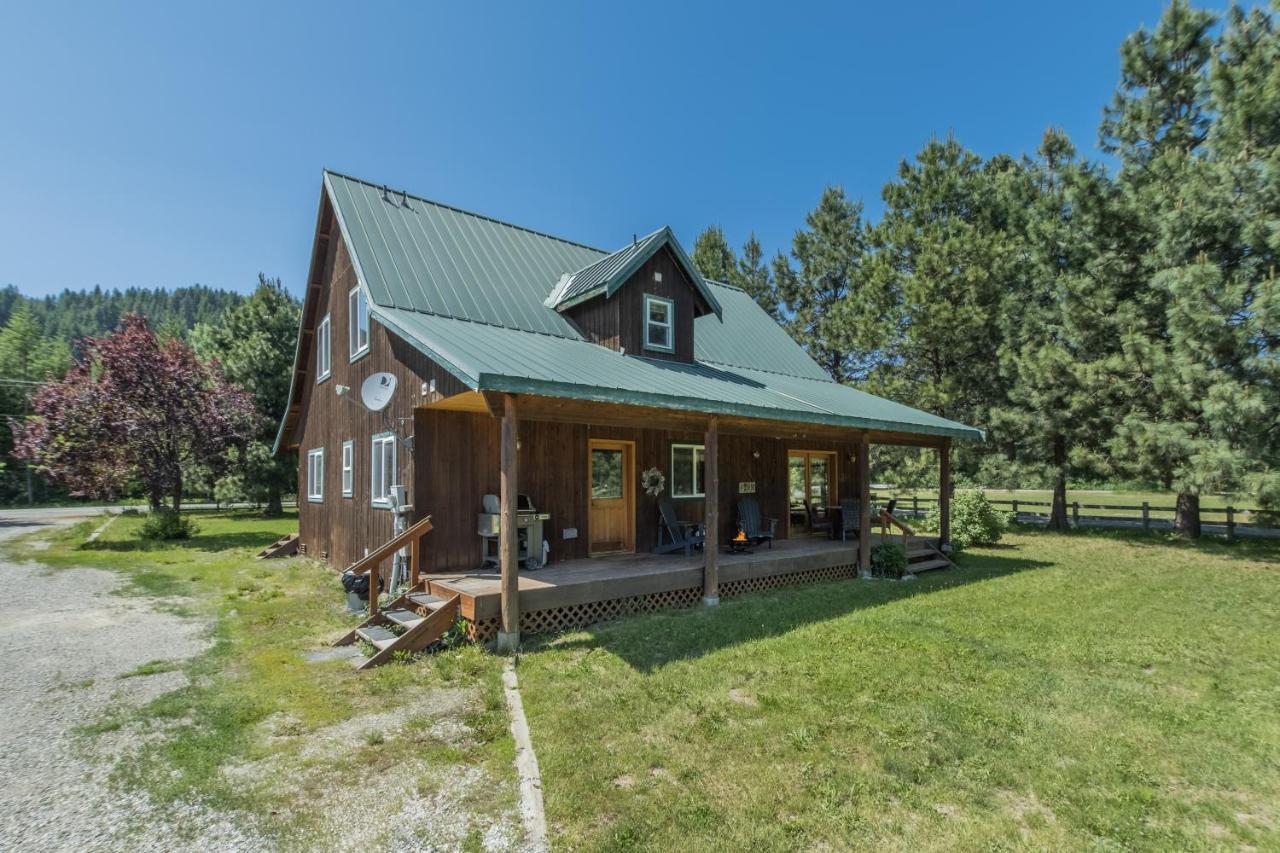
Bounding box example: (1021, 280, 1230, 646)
(315, 313, 332, 382)
(341, 440, 354, 497)
(670, 443, 705, 498)
(644, 294, 674, 352)
(371, 432, 397, 508)
(349, 287, 370, 360)
(307, 448, 325, 502)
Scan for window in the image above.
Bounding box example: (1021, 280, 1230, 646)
(670, 443, 705, 498)
(349, 287, 370, 360)
(307, 448, 324, 502)
(644, 294, 674, 352)
(341, 440, 354, 497)
(315, 313, 331, 381)
(370, 433, 397, 508)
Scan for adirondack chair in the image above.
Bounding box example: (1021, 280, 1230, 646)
(737, 497, 777, 548)
(804, 499, 833, 537)
(655, 500, 704, 556)
(839, 497, 861, 542)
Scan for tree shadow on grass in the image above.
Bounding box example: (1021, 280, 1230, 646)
(77, 530, 283, 555)
(527, 550, 1052, 672)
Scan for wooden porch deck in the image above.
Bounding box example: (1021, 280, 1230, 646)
(423, 532, 937, 627)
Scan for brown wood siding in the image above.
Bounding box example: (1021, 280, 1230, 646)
(411, 411, 861, 573)
(564, 246, 701, 363)
(293, 224, 467, 571)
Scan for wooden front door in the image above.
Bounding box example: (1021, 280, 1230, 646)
(788, 450, 837, 535)
(588, 439, 635, 555)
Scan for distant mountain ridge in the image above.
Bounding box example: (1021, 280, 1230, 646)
(0, 284, 245, 342)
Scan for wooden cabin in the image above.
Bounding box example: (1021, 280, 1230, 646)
(276, 171, 982, 650)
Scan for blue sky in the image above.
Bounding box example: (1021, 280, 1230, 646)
(0, 1, 1203, 299)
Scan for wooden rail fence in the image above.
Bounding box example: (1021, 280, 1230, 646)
(870, 494, 1274, 540)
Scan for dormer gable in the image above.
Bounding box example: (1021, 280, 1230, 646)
(546, 227, 721, 363)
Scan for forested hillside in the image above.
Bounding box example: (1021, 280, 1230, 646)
(0, 284, 243, 343)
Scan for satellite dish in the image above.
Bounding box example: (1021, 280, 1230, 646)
(360, 373, 397, 412)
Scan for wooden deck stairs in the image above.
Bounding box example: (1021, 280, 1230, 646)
(331, 514, 441, 670)
(255, 532, 299, 560)
(879, 510, 957, 574)
(335, 581, 460, 669)
(905, 540, 956, 574)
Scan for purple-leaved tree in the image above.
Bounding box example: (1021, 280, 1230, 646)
(14, 313, 255, 512)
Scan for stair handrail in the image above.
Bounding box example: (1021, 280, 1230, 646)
(879, 509, 915, 548)
(346, 514, 433, 577)
(345, 514, 433, 619)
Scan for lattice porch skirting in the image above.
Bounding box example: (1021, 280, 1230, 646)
(463, 560, 860, 644)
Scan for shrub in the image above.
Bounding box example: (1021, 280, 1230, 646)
(870, 543, 907, 578)
(139, 508, 199, 541)
(926, 490, 1006, 550)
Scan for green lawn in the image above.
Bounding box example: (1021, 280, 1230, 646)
(516, 530, 1280, 850)
(10, 511, 514, 847)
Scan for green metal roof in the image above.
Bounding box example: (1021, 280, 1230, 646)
(544, 226, 723, 317)
(288, 170, 983, 445)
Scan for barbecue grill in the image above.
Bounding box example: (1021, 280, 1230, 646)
(478, 494, 550, 569)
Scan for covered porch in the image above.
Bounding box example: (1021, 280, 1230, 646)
(420, 391, 958, 649)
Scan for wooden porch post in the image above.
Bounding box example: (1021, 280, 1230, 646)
(496, 393, 521, 652)
(939, 438, 952, 551)
(857, 432, 871, 575)
(703, 415, 719, 605)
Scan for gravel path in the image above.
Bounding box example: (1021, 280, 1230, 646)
(0, 511, 272, 851)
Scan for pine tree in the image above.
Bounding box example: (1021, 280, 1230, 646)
(991, 130, 1130, 528)
(191, 275, 301, 514)
(1098, 0, 1277, 536)
(772, 186, 871, 382)
(736, 233, 781, 320)
(863, 137, 1020, 466)
(691, 226, 737, 283)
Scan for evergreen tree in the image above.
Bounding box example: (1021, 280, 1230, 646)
(736, 233, 781, 320)
(1099, 0, 1276, 535)
(191, 275, 301, 515)
(772, 186, 872, 382)
(691, 226, 737, 283)
(991, 130, 1128, 528)
(0, 305, 70, 502)
(864, 137, 1021, 469)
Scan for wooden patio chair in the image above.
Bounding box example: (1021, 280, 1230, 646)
(804, 500, 833, 537)
(738, 497, 777, 548)
(655, 499, 704, 556)
(839, 497, 861, 542)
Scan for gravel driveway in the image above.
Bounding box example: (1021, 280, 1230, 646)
(0, 510, 271, 851)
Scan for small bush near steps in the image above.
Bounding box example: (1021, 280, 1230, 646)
(870, 542, 907, 578)
(138, 508, 200, 541)
(926, 490, 1006, 551)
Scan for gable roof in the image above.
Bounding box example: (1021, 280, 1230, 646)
(276, 171, 984, 450)
(544, 226, 723, 317)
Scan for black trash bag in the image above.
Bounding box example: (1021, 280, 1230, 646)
(341, 571, 382, 600)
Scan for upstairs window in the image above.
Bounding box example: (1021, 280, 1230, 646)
(315, 314, 331, 382)
(307, 448, 324, 502)
(341, 440, 354, 497)
(644, 294, 674, 352)
(371, 433, 397, 508)
(349, 287, 370, 359)
(670, 443, 705, 498)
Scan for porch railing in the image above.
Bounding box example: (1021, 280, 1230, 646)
(345, 514, 434, 618)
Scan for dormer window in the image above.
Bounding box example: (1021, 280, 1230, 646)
(644, 294, 674, 353)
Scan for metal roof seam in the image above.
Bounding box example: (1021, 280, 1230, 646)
(322, 169, 608, 254)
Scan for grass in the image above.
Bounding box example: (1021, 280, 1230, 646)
(8, 510, 514, 846)
(516, 528, 1280, 850)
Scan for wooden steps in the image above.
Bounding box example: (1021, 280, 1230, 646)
(905, 540, 956, 574)
(335, 581, 461, 669)
(256, 533, 299, 560)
